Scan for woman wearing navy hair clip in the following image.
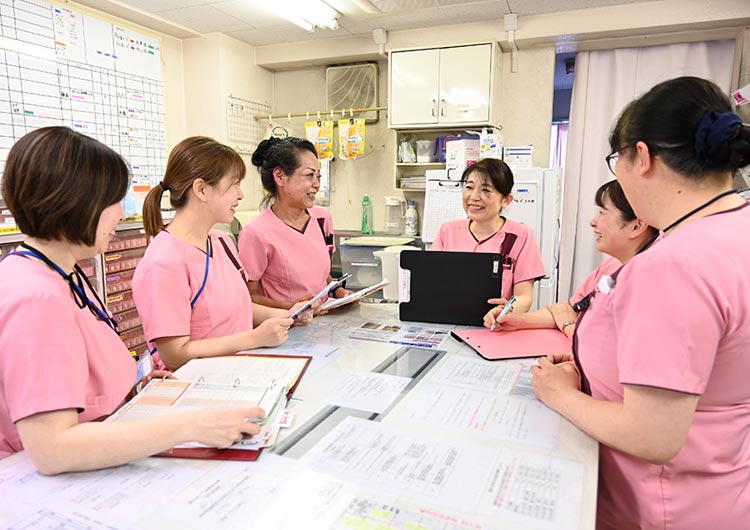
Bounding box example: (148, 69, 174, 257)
(531, 77, 750, 529)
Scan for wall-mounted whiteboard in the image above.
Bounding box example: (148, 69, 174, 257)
(0, 0, 165, 194)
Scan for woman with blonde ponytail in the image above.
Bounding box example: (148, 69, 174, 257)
(133, 137, 312, 371)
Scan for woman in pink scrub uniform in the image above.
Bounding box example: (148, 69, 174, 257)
(532, 77, 750, 530)
(134, 137, 311, 371)
(0, 127, 264, 473)
(485, 179, 656, 338)
(431, 158, 545, 314)
(239, 137, 352, 309)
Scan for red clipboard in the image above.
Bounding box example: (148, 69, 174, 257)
(154, 354, 312, 461)
(451, 328, 571, 361)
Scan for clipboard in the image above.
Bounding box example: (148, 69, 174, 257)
(151, 354, 312, 461)
(450, 328, 572, 361)
(399, 250, 502, 326)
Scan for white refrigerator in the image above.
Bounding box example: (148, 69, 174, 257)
(504, 167, 563, 310)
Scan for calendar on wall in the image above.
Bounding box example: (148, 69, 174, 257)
(0, 0, 166, 216)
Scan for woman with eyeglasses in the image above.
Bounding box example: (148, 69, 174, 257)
(238, 137, 352, 310)
(0, 127, 264, 472)
(484, 179, 657, 337)
(431, 158, 545, 314)
(133, 137, 311, 371)
(531, 77, 750, 529)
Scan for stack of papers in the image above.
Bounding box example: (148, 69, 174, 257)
(107, 354, 311, 459)
(400, 176, 426, 189)
(108, 379, 288, 450)
(321, 279, 389, 311)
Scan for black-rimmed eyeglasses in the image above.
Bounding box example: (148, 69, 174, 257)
(605, 151, 619, 176)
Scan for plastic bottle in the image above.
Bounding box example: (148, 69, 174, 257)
(404, 200, 419, 236)
(361, 194, 373, 235)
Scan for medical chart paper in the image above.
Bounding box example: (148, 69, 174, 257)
(301, 416, 497, 513)
(326, 372, 412, 413)
(174, 354, 310, 392)
(300, 417, 585, 530)
(0, 457, 203, 529)
(107, 379, 287, 450)
(391, 382, 560, 449)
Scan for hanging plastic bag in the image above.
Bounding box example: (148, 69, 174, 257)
(338, 118, 365, 159)
(305, 120, 334, 159)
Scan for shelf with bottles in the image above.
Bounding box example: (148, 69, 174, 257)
(393, 128, 471, 191)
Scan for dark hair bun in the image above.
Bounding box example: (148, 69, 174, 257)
(251, 137, 278, 168)
(729, 124, 750, 169)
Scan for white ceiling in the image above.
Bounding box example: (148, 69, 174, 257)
(120, 0, 661, 47)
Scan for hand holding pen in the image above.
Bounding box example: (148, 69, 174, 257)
(489, 295, 517, 331)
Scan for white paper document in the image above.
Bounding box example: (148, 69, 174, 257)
(429, 356, 531, 395)
(260, 340, 341, 374)
(0, 457, 203, 529)
(301, 417, 497, 513)
(477, 450, 585, 530)
(326, 372, 412, 413)
(174, 354, 309, 389)
(391, 382, 561, 449)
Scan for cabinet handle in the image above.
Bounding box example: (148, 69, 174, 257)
(440, 98, 446, 117)
(431, 98, 436, 117)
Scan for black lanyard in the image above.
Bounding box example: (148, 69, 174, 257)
(12, 242, 119, 334)
(571, 188, 740, 395)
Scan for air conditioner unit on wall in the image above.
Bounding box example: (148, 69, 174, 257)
(326, 63, 379, 124)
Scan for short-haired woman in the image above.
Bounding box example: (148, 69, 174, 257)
(0, 127, 263, 473)
(431, 158, 546, 313)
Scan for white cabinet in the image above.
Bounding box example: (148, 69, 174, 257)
(389, 43, 500, 128)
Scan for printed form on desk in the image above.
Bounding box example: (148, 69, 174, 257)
(301, 417, 585, 530)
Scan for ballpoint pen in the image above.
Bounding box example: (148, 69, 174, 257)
(490, 295, 517, 331)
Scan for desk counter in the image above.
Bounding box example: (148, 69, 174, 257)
(0, 303, 598, 530)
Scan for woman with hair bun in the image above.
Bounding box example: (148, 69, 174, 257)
(239, 137, 352, 309)
(531, 77, 750, 530)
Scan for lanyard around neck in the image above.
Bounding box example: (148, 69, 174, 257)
(13, 242, 119, 334)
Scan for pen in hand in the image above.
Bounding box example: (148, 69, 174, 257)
(490, 295, 517, 331)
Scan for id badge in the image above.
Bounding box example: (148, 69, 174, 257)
(134, 353, 153, 387)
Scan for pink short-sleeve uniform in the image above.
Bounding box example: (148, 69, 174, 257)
(0, 256, 135, 458)
(575, 204, 750, 530)
(238, 206, 334, 303)
(132, 230, 254, 365)
(569, 256, 621, 305)
(431, 218, 546, 299)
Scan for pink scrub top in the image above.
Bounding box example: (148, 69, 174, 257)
(0, 255, 135, 458)
(431, 218, 546, 299)
(132, 230, 254, 368)
(238, 206, 334, 303)
(570, 256, 622, 305)
(575, 203, 750, 530)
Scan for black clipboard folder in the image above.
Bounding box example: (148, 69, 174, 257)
(399, 250, 503, 326)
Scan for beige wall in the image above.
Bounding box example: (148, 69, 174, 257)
(182, 33, 274, 212)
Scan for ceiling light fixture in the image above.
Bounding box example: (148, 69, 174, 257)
(274, 0, 340, 33)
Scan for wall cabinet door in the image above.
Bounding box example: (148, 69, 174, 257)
(389, 44, 494, 128)
(438, 44, 491, 124)
(390, 48, 440, 126)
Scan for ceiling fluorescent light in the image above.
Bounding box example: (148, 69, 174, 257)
(275, 0, 340, 32)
